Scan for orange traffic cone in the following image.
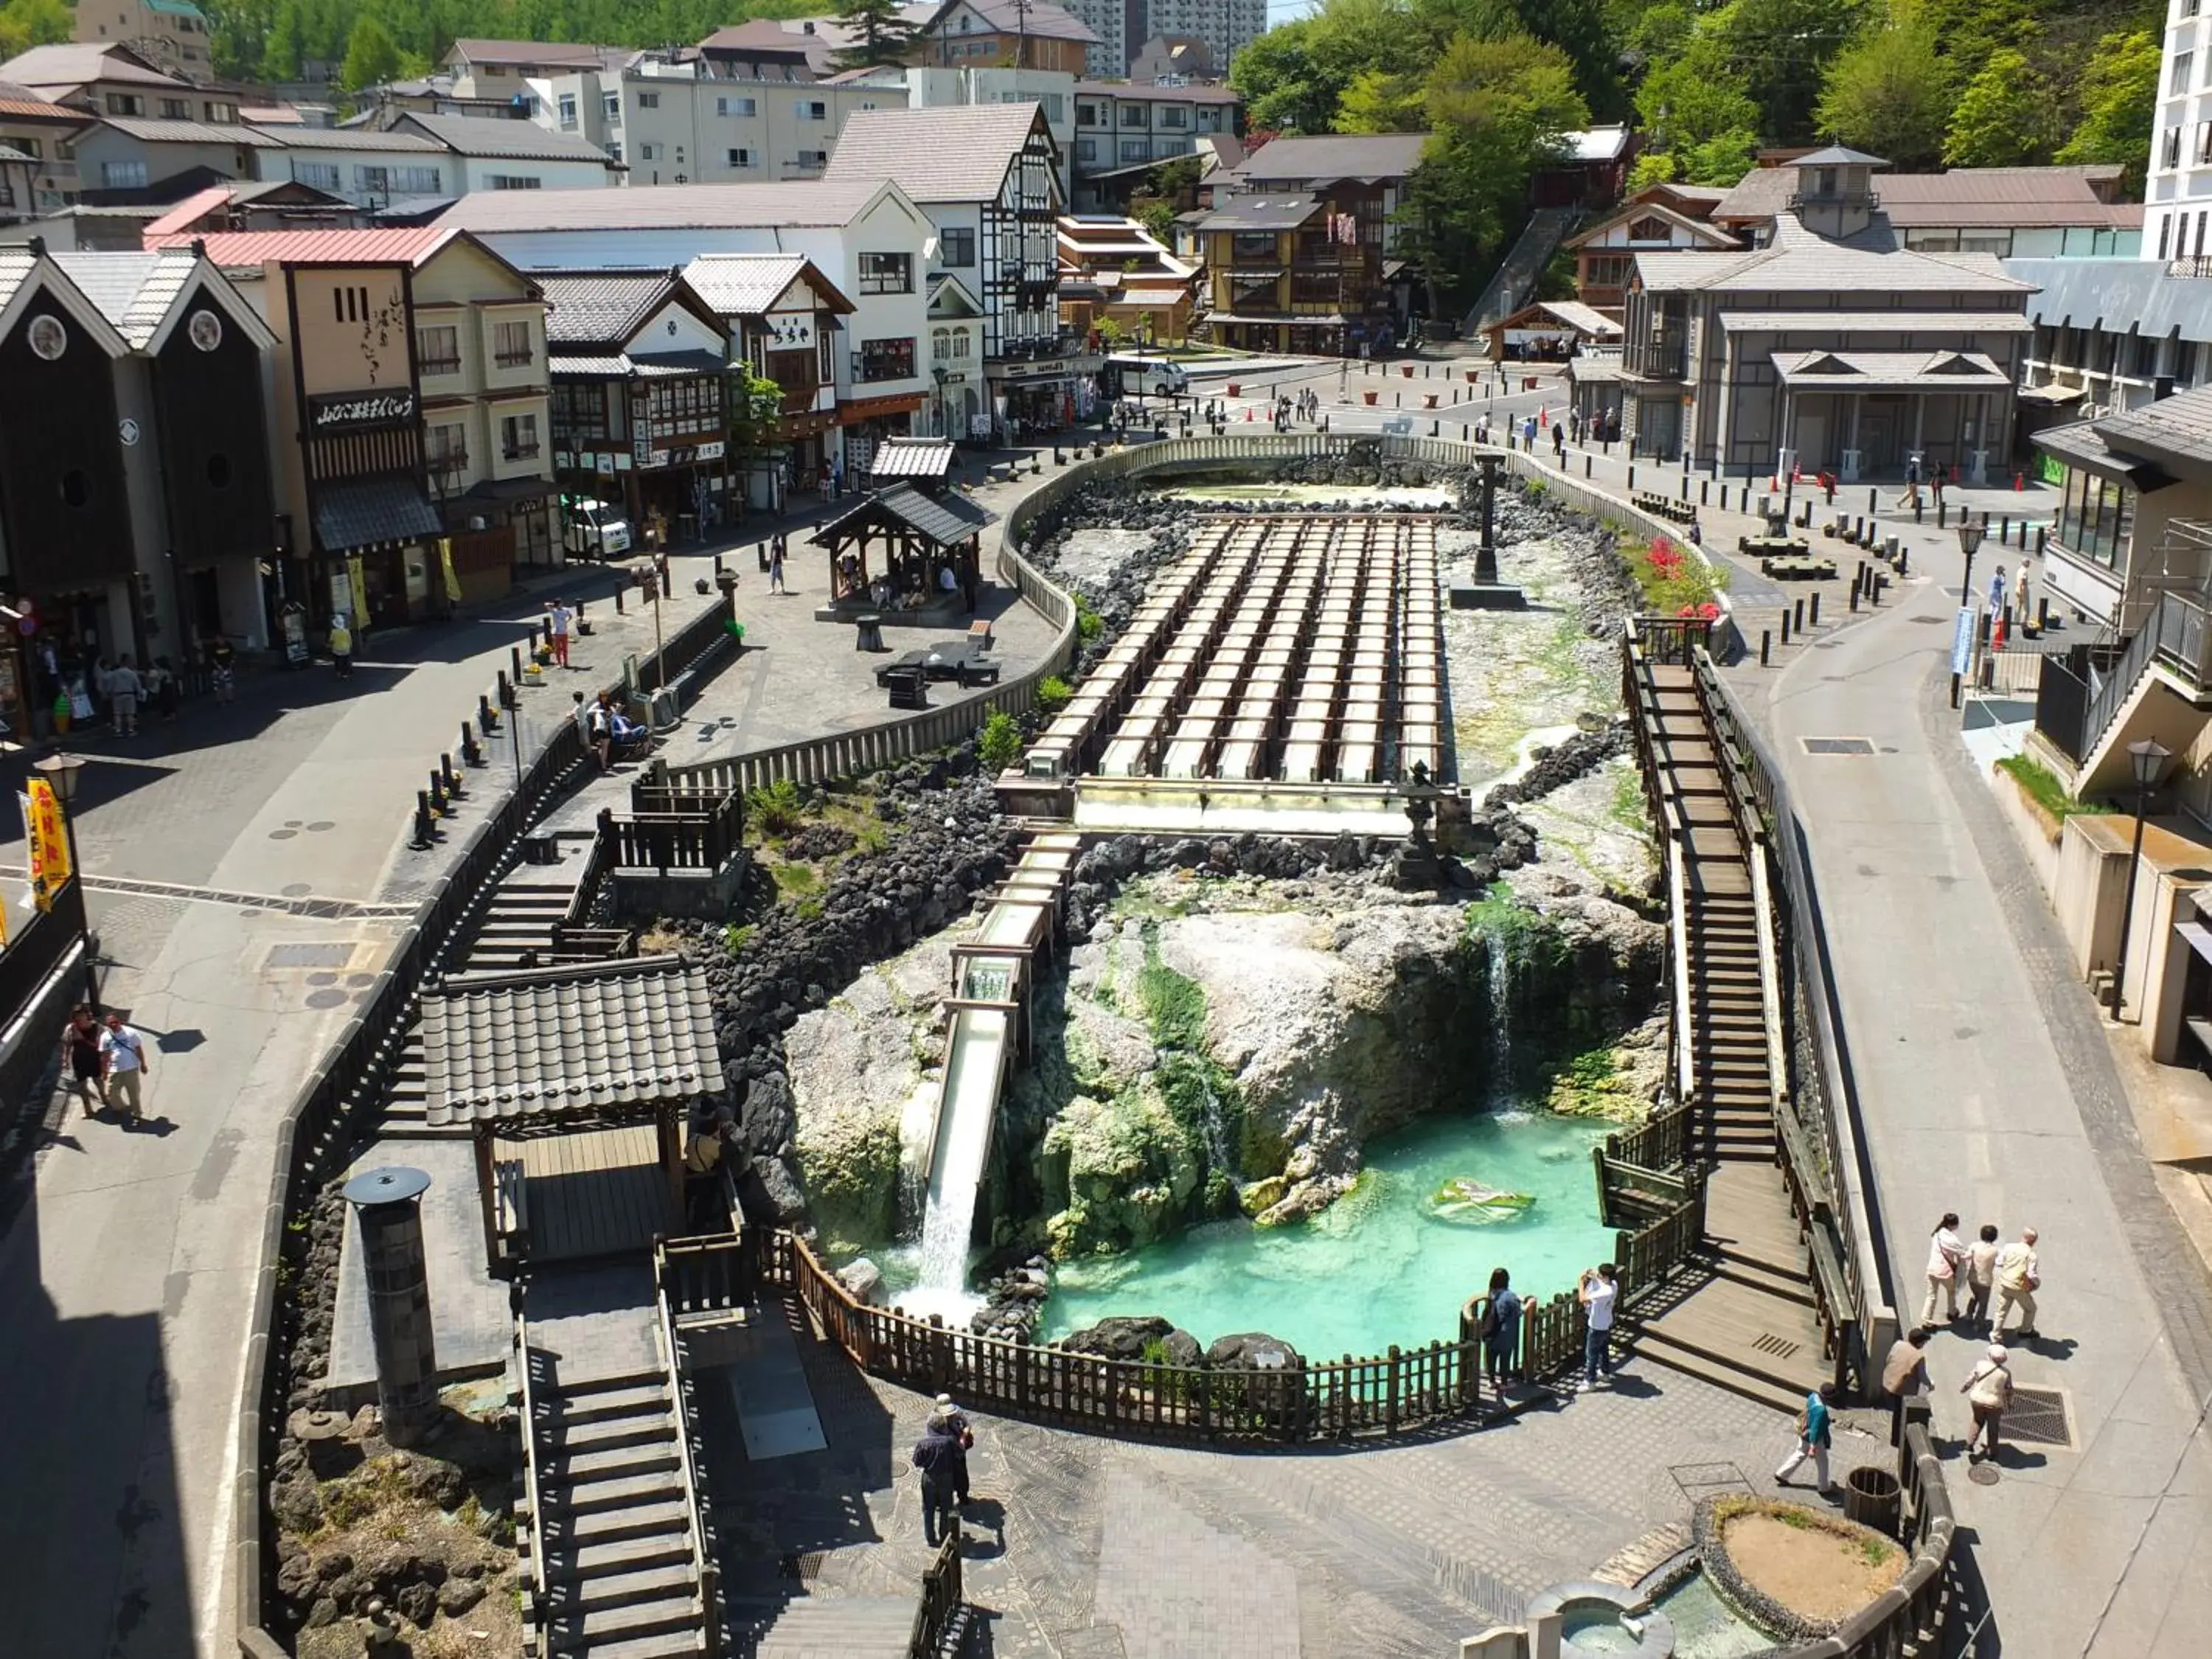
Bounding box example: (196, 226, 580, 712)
(1244, 406, 1252, 421)
(1538, 406, 1548, 428)
(2013, 471, 2024, 490)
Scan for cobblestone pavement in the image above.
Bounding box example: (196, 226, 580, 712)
(709, 1304, 1887, 1658)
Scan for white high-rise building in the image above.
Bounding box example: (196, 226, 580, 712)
(1135, 0, 1267, 80)
(1054, 0, 1127, 77)
(2152, 0, 2212, 262)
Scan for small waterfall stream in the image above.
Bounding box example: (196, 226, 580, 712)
(1469, 916, 1517, 1108)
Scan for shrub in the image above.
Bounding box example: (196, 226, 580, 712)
(746, 777, 805, 838)
(1035, 673, 1074, 713)
(1997, 754, 2112, 824)
(1074, 595, 1105, 644)
(978, 709, 1023, 773)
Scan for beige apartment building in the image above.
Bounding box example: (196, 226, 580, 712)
(73, 0, 214, 83)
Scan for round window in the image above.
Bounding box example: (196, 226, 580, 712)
(26, 314, 66, 361)
(187, 310, 223, 352)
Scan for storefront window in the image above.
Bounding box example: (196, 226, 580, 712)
(2053, 467, 2132, 571)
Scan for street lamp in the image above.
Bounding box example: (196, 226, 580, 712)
(2107, 737, 2171, 1021)
(32, 751, 100, 1011)
(1950, 518, 1986, 709)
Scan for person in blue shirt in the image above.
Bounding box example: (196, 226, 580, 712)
(910, 1417, 967, 1546)
(1775, 1382, 1837, 1494)
(1481, 1266, 1523, 1387)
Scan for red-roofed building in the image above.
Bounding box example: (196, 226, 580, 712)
(184, 225, 557, 626)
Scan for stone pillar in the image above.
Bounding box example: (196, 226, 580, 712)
(344, 1166, 439, 1447)
(1475, 453, 1501, 588)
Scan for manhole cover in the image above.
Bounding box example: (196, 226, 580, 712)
(1801, 737, 1877, 756)
(2004, 1384, 2074, 1448)
(265, 943, 358, 970)
(1967, 1464, 2000, 1484)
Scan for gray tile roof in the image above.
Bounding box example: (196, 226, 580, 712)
(1789, 145, 1889, 168)
(2091, 386, 2212, 471)
(1196, 192, 1321, 232)
(813, 482, 994, 551)
(538, 271, 676, 346)
(2011, 257, 2212, 343)
(0, 43, 187, 89)
(398, 111, 618, 164)
(1227, 132, 1430, 186)
(49, 248, 194, 347)
(423, 956, 726, 1127)
(1636, 237, 2030, 296)
(549, 349, 726, 378)
(100, 116, 288, 147)
(263, 122, 441, 151)
(312, 474, 443, 554)
(1769, 348, 2011, 389)
(437, 178, 888, 233)
(2033, 417, 2169, 486)
(822, 104, 1048, 203)
(866, 437, 955, 481)
(1717, 310, 2034, 334)
(683, 252, 810, 318)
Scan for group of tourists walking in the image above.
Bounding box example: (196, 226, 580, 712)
(60, 1005, 152, 1125)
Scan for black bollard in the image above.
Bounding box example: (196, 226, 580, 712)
(1781, 609, 1792, 645)
(428, 771, 448, 817)
(1868, 487, 1877, 515)
(1809, 593, 1820, 629)
(2035, 526, 2047, 554)
(509, 644, 524, 686)
(1760, 629, 1772, 666)
(442, 753, 464, 800)
(2039, 597, 2051, 630)
(495, 669, 511, 711)
(478, 692, 500, 734)
(1897, 546, 1909, 577)
(461, 721, 484, 768)
(1585, 455, 1593, 478)
(1627, 465, 1636, 490)
(1849, 582, 1860, 613)
(1701, 481, 1710, 505)
(1792, 598, 1805, 634)
(614, 586, 625, 614)
(713, 552, 724, 574)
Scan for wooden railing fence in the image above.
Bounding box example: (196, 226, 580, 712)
(1779, 1422, 1955, 1659)
(651, 1240, 723, 1656)
(515, 1318, 552, 1650)
(908, 1533, 964, 1659)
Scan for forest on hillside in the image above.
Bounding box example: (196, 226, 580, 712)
(1223, 0, 2165, 308)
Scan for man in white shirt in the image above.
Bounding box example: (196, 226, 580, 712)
(1578, 1262, 1619, 1388)
(1994, 1229, 2041, 1340)
(547, 600, 573, 669)
(99, 1012, 150, 1121)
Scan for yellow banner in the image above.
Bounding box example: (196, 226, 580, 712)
(438, 537, 462, 604)
(27, 777, 69, 911)
(347, 554, 369, 628)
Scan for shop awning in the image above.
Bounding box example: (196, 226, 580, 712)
(459, 476, 552, 506)
(313, 475, 443, 554)
(839, 391, 928, 424)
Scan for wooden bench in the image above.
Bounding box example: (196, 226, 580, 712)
(968, 619, 993, 651)
(495, 1158, 530, 1259)
(1635, 491, 1697, 524)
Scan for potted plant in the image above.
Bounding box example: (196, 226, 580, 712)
(1423, 394, 1439, 409)
(1227, 382, 1241, 397)
(1363, 390, 1379, 405)
(1401, 364, 1414, 378)
(1465, 369, 1479, 383)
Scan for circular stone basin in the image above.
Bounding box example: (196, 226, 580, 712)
(1530, 1582, 1676, 1659)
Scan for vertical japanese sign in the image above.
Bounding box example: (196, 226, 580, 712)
(25, 779, 69, 911)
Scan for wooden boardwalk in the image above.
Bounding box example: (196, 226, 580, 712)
(1624, 652, 1824, 1413)
(500, 1124, 681, 1262)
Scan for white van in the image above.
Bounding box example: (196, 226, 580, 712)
(1105, 354, 1190, 399)
(563, 497, 633, 559)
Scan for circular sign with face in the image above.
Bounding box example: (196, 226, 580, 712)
(27, 314, 66, 361)
(188, 309, 223, 352)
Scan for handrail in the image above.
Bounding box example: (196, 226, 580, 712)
(515, 1313, 551, 1647)
(1667, 839, 1695, 1107)
(1746, 846, 1792, 1122)
(908, 1531, 964, 1659)
(652, 1240, 721, 1656)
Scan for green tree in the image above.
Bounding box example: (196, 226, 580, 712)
(0, 0, 72, 60)
(1338, 66, 1428, 131)
(1813, 7, 1952, 168)
(338, 15, 402, 91)
(832, 0, 920, 69)
(2056, 30, 2161, 195)
(1943, 48, 2053, 167)
(726, 364, 787, 462)
(1707, 0, 1868, 148)
(265, 0, 306, 80)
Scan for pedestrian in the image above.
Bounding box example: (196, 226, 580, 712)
(208, 635, 236, 703)
(1576, 1262, 1619, 1388)
(586, 692, 614, 773)
(933, 1394, 976, 1505)
(1522, 413, 1537, 449)
(1881, 1326, 1933, 1403)
(1481, 1265, 1523, 1386)
(328, 613, 354, 681)
(682, 1104, 736, 1230)
(1921, 1211, 1966, 1325)
(1775, 1382, 1837, 1493)
(1988, 564, 2007, 619)
(1994, 1227, 2040, 1340)
(150, 656, 181, 722)
(98, 1011, 150, 1123)
(546, 599, 572, 669)
(60, 1004, 105, 1118)
(1688, 519, 1704, 548)
(1961, 1343, 2014, 1461)
(1931, 462, 1946, 504)
(1964, 1222, 2001, 1329)
(909, 1414, 965, 1546)
(2015, 560, 2032, 628)
(108, 654, 143, 737)
(1552, 420, 1566, 462)
(768, 539, 786, 594)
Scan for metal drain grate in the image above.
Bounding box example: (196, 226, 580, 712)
(1801, 737, 1877, 756)
(2004, 1384, 2074, 1448)
(780, 1551, 826, 1583)
(1752, 1332, 1803, 1360)
(264, 943, 359, 970)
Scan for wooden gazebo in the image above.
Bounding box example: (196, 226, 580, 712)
(422, 955, 728, 1273)
(810, 484, 995, 610)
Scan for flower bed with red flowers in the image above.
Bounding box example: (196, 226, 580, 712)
(1630, 534, 1725, 619)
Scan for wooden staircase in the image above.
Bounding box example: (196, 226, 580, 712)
(458, 880, 574, 973)
(1619, 639, 1823, 1413)
(530, 1366, 715, 1659)
(739, 1593, 919, 1659)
